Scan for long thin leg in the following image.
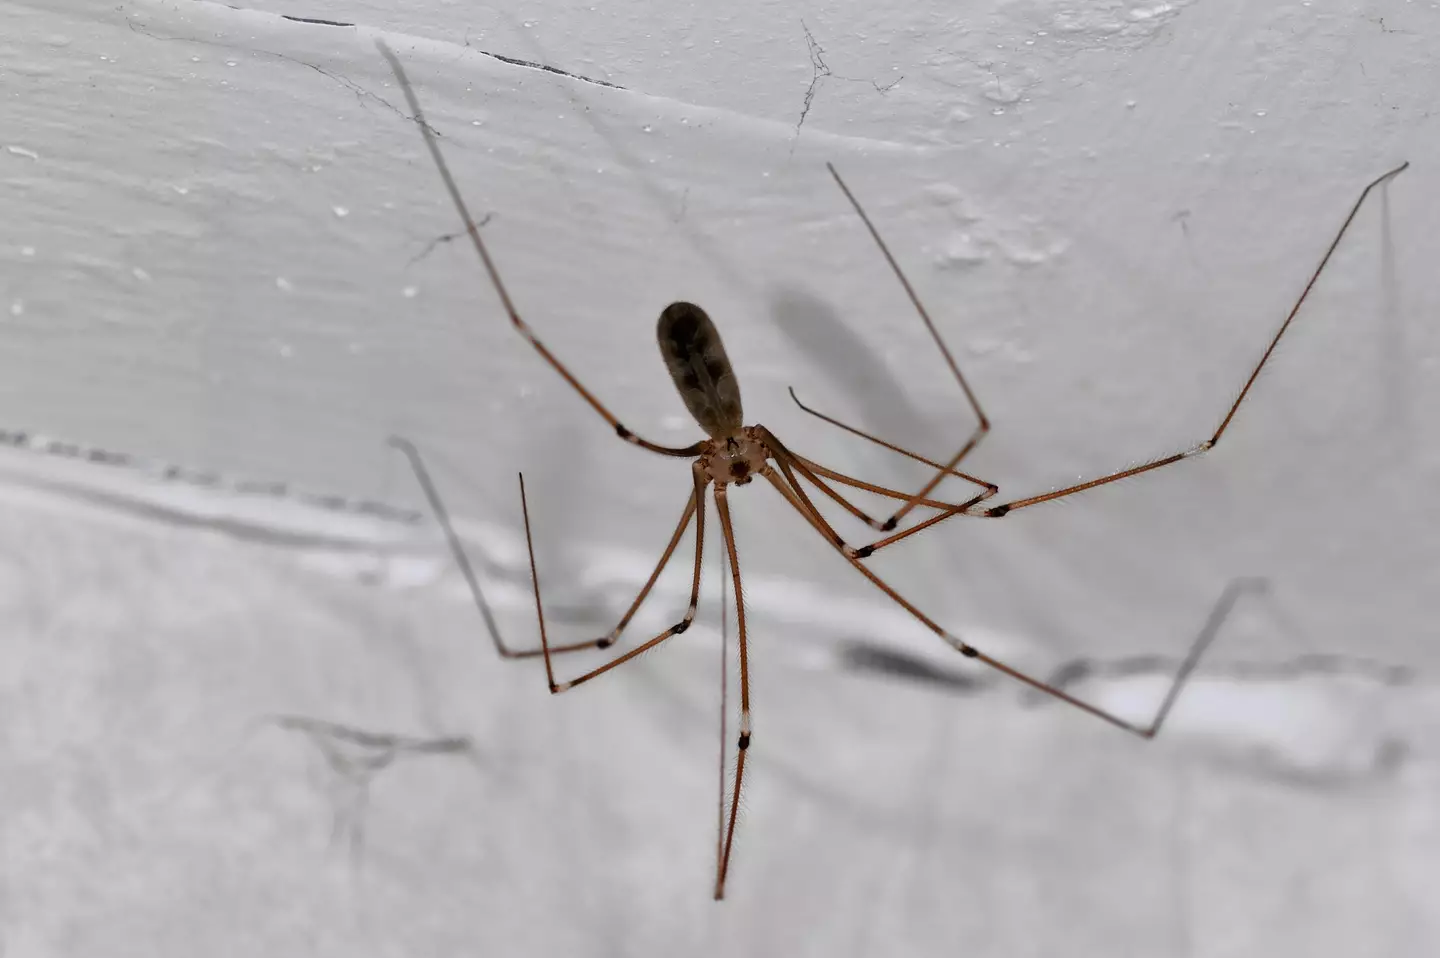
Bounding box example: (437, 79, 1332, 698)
(523, 469, 699, 651)
(981, 161, 1409, 516)
(793, 451, 994, 513)
(761, 426, 988, 559)
(763, 429, 890, 531)
(764, 467, 1225, 739)
(712, 483, 751, 900)
(714, 539, 730, 896)
(596, 492, 700, 649)
(820, 163, 992, 531)
(781, 447, 996, 557)
(801, 462, 983, 556)
(392, 436, 602, 658)
(762, 422, 989, 526)
(376, 40, 702, 460)
(758, 438, 856, 556)
(524, 464, 712, 692)
(788, 386, 995, 496)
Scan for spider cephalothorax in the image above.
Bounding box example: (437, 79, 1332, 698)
(698, 430, 770, 486)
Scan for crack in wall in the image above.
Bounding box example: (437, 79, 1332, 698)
(126, 17, 444, 138)
(279, 14, 353, 28)
(462, 31, 625, 91)
(795, 20, 902, 138)
(408, 214, 492, 267)
(272, 714, 476, 873)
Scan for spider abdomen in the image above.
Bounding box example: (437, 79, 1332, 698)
(657, 302, 744, 439)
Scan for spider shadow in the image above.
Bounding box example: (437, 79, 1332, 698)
(269, 714, 479, 879)
(769, 285, 935, 478)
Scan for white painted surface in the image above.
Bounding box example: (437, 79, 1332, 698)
(2, 0, 1437, 953)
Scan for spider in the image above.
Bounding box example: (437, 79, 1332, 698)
(377, 39, 1406, 901)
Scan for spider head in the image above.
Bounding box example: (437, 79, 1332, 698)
(701, 428, 769, 486)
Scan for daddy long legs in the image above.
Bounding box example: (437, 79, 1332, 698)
(377, 39, 1406, 901)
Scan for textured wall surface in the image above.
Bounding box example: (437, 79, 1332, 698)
(2, 1, 1437, 954)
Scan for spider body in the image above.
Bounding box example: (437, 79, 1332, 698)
(655, 302, 771, 486)
(697, 430, 768, 487)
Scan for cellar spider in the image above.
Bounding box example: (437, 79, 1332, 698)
(377, 40, 1406, 900)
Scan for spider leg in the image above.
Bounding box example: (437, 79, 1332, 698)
(391, 436, 603, 657)
(783, 448, 996, 557)
(979, 162, 1407, 516)
(810, 161, 1407, 529)
(712, 482, 751, 900)
(788, 386, 995, 499)
(764, 467, 1236, 739)
(814, 163, 992, 530)
(377, 40, 702, 460)
(522, 464, 712, 692)
(396, 437, 698, 657)
(760, 426, 990, 559)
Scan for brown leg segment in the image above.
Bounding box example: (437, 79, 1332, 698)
(979, 162, 1408, 516)
(764, 425, 995, 559)
(763, 443, 854, 555)
(806, 162, 1407, 527)
(759, 427, 887, 531)
(595, 491, 700, 649)
(712, 483, 751, 900)
(764, 426, 985, 537)
(785, 450, 995, 556)
(791, 451, 994, 512)
(394, 437, 604, 658)
(714, 544, 731, 898)
(763, 468, 1232, 739)
(522, 464, 712, 693)
(788, 387, 995, 499)
(762, 426, 983, 562)
(822, 163, 992, 530)
(377, 40, 702, 460)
